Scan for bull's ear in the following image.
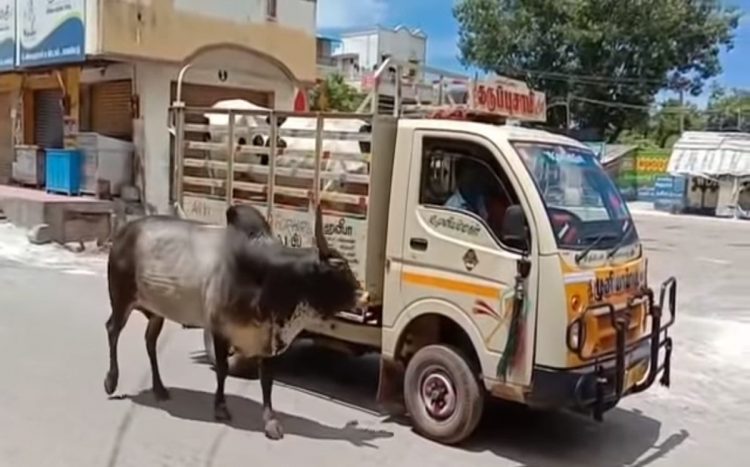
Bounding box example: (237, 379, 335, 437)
(314, 204, 331, 258)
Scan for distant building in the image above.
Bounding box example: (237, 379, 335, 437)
(316, 25, 427, 90)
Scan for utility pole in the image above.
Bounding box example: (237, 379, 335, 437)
(737, 108, 742, 131)
(678, 87, 685, 134)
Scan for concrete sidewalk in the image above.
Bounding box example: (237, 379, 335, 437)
(0, 220, 107, 276)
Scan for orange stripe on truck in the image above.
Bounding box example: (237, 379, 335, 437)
(402, 272, 499, 299)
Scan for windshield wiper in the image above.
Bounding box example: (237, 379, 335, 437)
(574, 233, 618, 264)
(607, 221, 635, 259)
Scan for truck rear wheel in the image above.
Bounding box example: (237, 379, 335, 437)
(404, 345, 485, 445)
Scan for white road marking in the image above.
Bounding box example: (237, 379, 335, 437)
(697, 256, 732, 265)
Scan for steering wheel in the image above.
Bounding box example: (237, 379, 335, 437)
(547, 207, 583, 245)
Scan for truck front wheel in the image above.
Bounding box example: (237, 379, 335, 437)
(404, 345, 485, 445)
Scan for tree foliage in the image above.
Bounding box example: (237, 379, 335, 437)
(704, 83, 750, 131)
(454, 0, 740, 142)
(651, 99, 704, 148)
(309, 73, 365, 112)
(617, 99, 704, 149)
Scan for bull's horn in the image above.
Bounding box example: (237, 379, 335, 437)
(314, 203, 331, 257)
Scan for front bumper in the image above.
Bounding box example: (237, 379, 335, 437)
(530, 277, 677, 420)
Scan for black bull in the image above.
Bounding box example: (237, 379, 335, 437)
(103, 204, 360, 440)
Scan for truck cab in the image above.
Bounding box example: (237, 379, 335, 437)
(170, 59, 676, 446)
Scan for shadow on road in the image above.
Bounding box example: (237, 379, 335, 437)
(466, 402, 689, 467)
(129, 387, 393, 448)
(188, 338, 689, 465)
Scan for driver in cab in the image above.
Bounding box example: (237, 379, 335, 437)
(444, 159, 509, 235)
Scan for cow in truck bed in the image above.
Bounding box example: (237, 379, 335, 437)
(103, 204, 359, 439)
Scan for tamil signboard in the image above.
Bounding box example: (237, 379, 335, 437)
(470, 75, 547, 122)
(17, 0, 85, 67)
(0, 1, 14, 70)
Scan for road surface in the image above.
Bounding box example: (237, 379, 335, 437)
(0, 212, 748, 466)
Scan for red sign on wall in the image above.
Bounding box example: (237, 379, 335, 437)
(294, 89, 308, 111)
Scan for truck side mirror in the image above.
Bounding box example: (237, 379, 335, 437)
(501, 204, 529, 252)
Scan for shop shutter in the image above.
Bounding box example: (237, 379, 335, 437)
(34, 89, 64, 149)
(0, 92, 12, 182)
(91, 79, 133, 140)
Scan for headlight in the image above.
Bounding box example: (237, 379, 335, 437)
(567, 319, 586, 352)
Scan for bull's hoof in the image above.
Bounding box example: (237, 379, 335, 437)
(264, 419, 284, 440)
(214, 404, 232, 422)
(104, 372, 118, 395)
(153, 385, 171, 401)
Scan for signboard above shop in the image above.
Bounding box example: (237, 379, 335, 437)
(12, 0, 86, 68)
(0, 1, 15, 71)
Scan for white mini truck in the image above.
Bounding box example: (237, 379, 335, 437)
(170, 62, 676, 445)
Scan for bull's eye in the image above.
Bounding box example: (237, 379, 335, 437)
(329, 257, 346, 267)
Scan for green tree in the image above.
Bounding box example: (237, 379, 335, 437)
(704, 83, 750, 131)
(454, 0, 740, 142)
(618, 99, 704, 148)
(652, 99, 704, 147)
(309, 73, 365, 112)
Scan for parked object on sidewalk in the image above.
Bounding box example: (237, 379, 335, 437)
(45, 149, 83, 196)
(27, 223, 53, 245)
(96, 179, 112, 200)
(12, 145, 46, 188)
(76, 133, 134, 196)
(120, 185, 140, 203)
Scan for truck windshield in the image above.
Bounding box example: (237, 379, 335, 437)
(511, 141, 637, 251)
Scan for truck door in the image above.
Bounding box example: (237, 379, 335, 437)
(398, 131, 534, 386)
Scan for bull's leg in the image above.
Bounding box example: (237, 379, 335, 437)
(103, 300, 133, 396)
(212, 331, 232, 422)
(259, 357, 284, 440)
(143, 312, 169, 401)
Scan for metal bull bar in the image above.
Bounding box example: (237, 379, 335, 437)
(566, 277, 677, 421)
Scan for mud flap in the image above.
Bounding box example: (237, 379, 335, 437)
(376, 357, 406, 415)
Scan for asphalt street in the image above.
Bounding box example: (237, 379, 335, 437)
(0, 212, 748, 466)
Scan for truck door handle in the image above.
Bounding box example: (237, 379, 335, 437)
(410, 238, 428, 251)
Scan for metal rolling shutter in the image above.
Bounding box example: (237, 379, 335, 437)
(91, 79, 133, 140)
(34, 89, 64, 149)
(0, 93, 12, 183)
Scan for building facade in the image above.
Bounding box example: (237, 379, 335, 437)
(0, 0, 317, 212)
(317, 25, 427, 89)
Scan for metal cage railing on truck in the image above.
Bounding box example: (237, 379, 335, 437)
(167, 59, 547, 324)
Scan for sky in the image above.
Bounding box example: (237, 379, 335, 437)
(317, 0, 750, 108)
